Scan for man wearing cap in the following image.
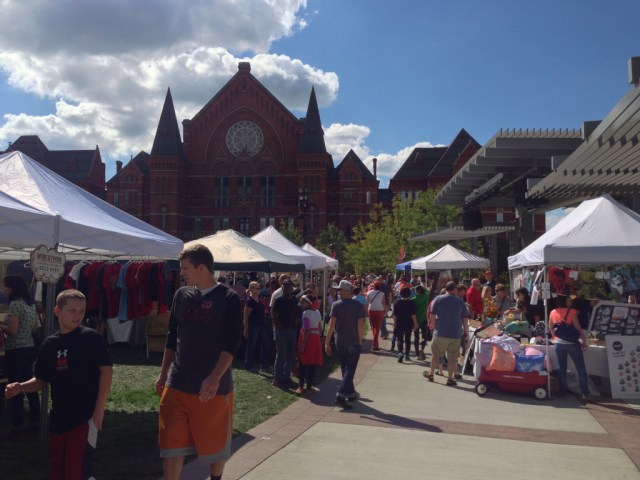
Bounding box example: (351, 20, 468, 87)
(325, 280, 365, 410)
(271, 279, 301, 389)
(484, 271, 497, 296)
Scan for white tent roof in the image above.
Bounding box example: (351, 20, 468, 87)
(410, 244, 490, 270)
(508, 195, 640, 269)
(0, 151, 183, 259)
(302, 243, 338, 270)
(184, 229, 304, 272)
(251, 226, 326, 270)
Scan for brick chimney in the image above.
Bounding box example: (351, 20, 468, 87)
(116, 160, 122, 173)
(372, 157, 377, 179)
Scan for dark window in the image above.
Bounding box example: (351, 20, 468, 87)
(260, 177, 275, 207)
(214, 177, 229, 207)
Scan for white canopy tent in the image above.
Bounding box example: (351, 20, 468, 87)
(251, 226, 327, 270)
(302, 243, 338, 270)
(506, 195, 640, 400)
(410, 244, 490, 270)
(184, 229, 304, 272)
(0, 151, 183, 259)
(0, 150, 184, 454)
(508, 195, 640, 269)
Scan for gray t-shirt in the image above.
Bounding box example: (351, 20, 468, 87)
(330, 298, 365, 349)
(431, 293, 468, 339)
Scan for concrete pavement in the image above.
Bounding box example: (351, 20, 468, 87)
(176, 328, 640, 480)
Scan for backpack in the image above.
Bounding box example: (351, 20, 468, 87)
(551, 308, 580, 342)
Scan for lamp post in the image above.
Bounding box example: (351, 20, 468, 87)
(160, 204, 168, 232)
(298, 186, 309, 242)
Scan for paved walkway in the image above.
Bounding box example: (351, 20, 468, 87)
(176, 330, 640, 480)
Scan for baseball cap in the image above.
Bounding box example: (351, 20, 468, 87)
(338, 279, 353, 292)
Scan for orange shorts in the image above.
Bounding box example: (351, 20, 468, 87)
(159, 387, 233, 463)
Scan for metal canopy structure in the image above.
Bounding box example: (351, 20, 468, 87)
(435, 128, 583, 208)
(527, 83, 640, 200)
(409, 222, 515, 241)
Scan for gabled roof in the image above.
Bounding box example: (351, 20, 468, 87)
(334, 150, 376, 181)
(107, 151, 150, 183)
(299, 87, 327, 154)
(48, 149, 97, 182)
(430, 129, 481, 177)
(5, 136, 98, 183)
(131, 151, 150, 176)
(190, 62, 299, 126)
(392, 147, 446, 180)
(5, 135, 49, 164)
(151, 88, 184, 158)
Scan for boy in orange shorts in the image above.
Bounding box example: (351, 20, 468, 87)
(156, 244, 243, 480)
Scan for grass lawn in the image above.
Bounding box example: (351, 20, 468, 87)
(0, 341, 339, 480)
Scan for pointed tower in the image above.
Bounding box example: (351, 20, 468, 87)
(151, 88, 184, 159)
(148, 88, 185, 236)
(299, 87, 327, 154)
(297, 87, 334, 239)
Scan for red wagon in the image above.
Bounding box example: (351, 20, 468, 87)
(475, 366, 548, 400)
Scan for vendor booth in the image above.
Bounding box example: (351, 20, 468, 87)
(184, 229, 304, 273)
(405, 244, 490, 294)
(0, 150, 183, 454)
(502, 194, 640, 400)
(251, 226, 326, 271)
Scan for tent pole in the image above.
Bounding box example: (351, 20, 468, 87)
(543, 266, 552, 400)
(40, 215, 61, 461)
(322, 268, 327, 336)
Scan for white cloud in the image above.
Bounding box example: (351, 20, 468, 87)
(324, 122, 436, 187)
(0, 0, 308, 55)
(0, 0, 436, 190)
(0, 0, 336, 165)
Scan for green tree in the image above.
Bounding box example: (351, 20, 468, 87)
(278, 219, 303, 246)
(315, 223, 347, 268)
(346, 190, 461, 274)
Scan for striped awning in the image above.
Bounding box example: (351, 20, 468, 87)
(410, 222, 515, 241)
(436, 129, 583, 208)
(527, 83, 640, 200)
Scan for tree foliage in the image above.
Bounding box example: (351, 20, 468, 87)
(278, 219, 303, 246)
(345, 190, 461, 274)
(314, 223, 347, 268)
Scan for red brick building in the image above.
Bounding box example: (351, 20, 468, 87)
(389, 129, 480, 202)
(4, 63, 498, 244)
(106, 62, 379, 242)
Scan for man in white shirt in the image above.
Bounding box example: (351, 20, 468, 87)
(269, 274, 291, 309)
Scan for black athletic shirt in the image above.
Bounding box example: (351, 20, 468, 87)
(166, 284, 243, 395)
(34, 326, 112, 434)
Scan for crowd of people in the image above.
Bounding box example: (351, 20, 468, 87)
(0, 245, 608, 479)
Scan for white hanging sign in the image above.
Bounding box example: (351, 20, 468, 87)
(30, 245, 66, 284)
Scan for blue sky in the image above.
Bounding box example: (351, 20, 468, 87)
(0, 0, 638, 224)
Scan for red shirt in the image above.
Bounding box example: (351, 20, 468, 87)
(466, 286, 483, 317)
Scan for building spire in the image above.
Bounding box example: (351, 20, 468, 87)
(299, 87, 327, 154)
(151, 88, 184, 158)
